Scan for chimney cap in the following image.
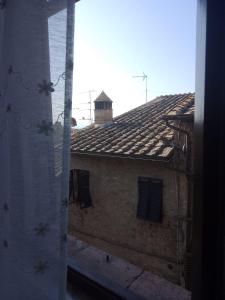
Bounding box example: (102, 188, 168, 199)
(94, 91, 113, 102)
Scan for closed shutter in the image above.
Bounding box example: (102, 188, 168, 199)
(69, 170, 74, 201)
(69, 169, 79, 203)
(148, 179, 163, 222)
(137, 177, 163, 222)
(78, 170, 92, 209)
(137, 177, 150, 219)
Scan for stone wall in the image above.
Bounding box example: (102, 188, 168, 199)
(94, 109, 113, 125)
(68, 155, 188, 284)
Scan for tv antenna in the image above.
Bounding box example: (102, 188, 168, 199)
(132, 72, 148, 103)
(74, 90, 97, 123)
(88, 90, 96, 123)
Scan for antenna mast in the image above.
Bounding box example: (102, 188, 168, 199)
(73, 90, 96, 123)
(133, 72, 148, 103)
(88, 90, 96, 123)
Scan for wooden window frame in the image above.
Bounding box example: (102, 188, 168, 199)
(192, 0, 225, 299)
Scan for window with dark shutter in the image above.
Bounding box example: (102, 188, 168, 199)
(69, 169, 78, 204)
(77, 169, 92, 209)
(137, 177, 163, 222)
(69, 169, 92, 209)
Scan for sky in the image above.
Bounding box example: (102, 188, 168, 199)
(72, 0, 197, 127)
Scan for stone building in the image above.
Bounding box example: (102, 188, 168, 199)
(69, 91, 194, 287)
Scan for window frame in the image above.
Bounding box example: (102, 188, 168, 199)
(69, 169, 92, 209)
(192, 0, 225, 299)
(137, 176, 163, 222)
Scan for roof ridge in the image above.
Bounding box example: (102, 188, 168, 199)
(113, 92, 194, 121)
(156, 92, 194, 98)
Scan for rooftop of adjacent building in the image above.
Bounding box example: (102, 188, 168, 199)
(71, 93, 194, 161)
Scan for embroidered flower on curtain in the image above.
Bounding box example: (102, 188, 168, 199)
(38, 80, 55, 96)
(37, 120, 54, 136)
(0, 0, 6, 10)
(3, 203, 9, 211)
(61, 234, 67, 243)
(8, 65, 13, 75)
(61, 197, 69, 208)
(34, 223, 49, 237)
(34, 261, 49, 274)
(3, 240, 8, 248)
(6, 104, 11, 112)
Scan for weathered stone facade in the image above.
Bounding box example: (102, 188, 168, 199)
(69, 93, 194, 287)
(69, 154, 188, 284)
(94, 109, 113, 125)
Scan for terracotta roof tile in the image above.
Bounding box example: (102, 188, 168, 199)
(71, 93, 194, 160)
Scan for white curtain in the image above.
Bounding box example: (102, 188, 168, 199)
(0, 1, 75, 299)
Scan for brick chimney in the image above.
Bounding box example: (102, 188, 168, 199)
(94, 91, 113, 125)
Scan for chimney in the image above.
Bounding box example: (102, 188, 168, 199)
(94, 91, 113, 126)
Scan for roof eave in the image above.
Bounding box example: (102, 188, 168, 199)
(162, 114, 194, 122)
(70, 150, 173, 163)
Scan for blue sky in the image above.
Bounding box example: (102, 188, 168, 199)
(73, 0, 197, 126)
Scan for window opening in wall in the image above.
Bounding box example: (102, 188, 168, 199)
(137, 177, 163, 222)
(69, 169, 92, 209)
(69, 1, 196, 299)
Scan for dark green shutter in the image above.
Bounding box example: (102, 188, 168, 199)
(137, 177, 150, 219)
(78, 170, 92, 209)
(69, 169, 79, 203)
(69, 170, 74, 201)
(137, 177, 163, 222)
(148, 179, 163, 222)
